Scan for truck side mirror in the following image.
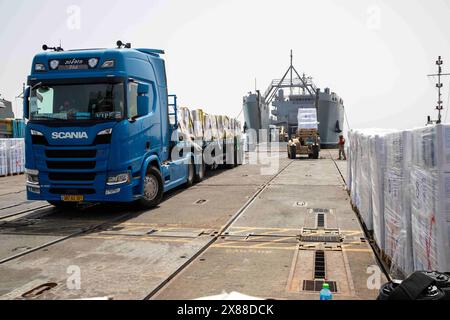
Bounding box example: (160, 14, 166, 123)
(23, 87, 30, 120)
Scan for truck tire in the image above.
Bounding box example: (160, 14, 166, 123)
(289, 145, 297, 159)
(225, 141, 236, 169)
(233, 139, 240, 167)
(185, 158, 195, 187)
(137, 166, 164, 209)
(312, 145, 319, 159)
(194, 156, 206, 183)
(236, 140, 244, 166)
(47, 201, 78, 209)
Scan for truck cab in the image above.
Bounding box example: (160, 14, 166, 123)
(23, 44, 201, 208)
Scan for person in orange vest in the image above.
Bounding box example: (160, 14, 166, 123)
(338, 135, 346, 160)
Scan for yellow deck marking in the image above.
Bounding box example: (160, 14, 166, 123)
(251, 237, 297, 247)
(211, 244, 297, 251)
(83, 235, 194, 243)
(230, 226, 299, 231)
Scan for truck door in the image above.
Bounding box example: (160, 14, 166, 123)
(126, 81, 158, 174)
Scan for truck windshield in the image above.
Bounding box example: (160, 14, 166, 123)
(29, 83, 124, 121)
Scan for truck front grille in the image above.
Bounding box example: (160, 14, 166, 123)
(48, 172, 96, 181)
(46, 149, 97, 159)
(47, 161, 96, 170)
(31, 135, 48, 145)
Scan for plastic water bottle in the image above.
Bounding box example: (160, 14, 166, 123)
(320, 283, 333, 300)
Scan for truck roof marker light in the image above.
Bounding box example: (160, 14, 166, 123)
(88, 58, 99, 68)
(30, 130, 44, 136)
(49, 60, 59, 70)
(101, 60, 115, 68)
(35, 63, 46, 72)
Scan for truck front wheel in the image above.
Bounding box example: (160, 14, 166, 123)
(312, 145, 319, 159)
(138, 166, 164, 209)
(289, 145, 297, 159)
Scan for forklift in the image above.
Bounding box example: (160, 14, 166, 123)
(287, 128, 320, 159)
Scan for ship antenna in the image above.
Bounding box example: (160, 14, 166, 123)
(290, 50, 293, 95)
(427, 56, 450, 124)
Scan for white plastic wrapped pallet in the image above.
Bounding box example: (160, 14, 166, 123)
(349, 130, 361, 208)
(359, 133, 373, 230)
(410, 124, 450, 272)
(368, 131, 393, 251)
(203, 114, 213, 142)
(384, 130, 413, 276)
(410, 166, 450, 271)
(191, 109, 204, 141)
(177, 107, 195, 141)
(346, 134, 352, 191)
(348, 130, 372, 229)
(210, 115, 219, 141)
(8, 139, 25, 174)
(297, 108, 318, 130)
(0, 139, 25, 176)
(0, 139, 8, 176)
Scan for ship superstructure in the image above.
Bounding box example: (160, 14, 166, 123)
(243, 51, 345, 147)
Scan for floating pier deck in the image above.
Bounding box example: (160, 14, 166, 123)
(0, 147, 386, 300)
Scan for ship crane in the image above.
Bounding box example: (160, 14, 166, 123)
(263, 50, 318, 106)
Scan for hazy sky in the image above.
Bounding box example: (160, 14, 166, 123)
(1, 0, 450, 131)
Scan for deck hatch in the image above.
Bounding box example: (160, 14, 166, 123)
(314, 250, 326, 279)
(302, 280, 337, 293)
(317, 213, 325, 228)
(312, 208, 330, 214)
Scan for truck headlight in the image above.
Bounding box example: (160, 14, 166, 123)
(97, 128, 113, 136)
(26, 169, 39, 185)
(35, 63, 46, 72)
(30, 130, 44, 136)
(101, 60, 115, 68)
(107, 173, 130, 186)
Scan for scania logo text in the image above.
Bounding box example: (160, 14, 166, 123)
(52, 132, 88, 139)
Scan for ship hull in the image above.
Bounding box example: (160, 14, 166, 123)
(243, 93, 270, 142)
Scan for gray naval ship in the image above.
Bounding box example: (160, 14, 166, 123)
(0, 97, 14, 119)
(243, 52, 345, 148)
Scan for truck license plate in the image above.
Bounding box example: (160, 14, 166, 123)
(61, 195, 84, 202)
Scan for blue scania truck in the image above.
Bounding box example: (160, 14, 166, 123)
(22, 42, 239, 208)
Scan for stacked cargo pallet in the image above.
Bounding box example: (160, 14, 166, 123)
(348, 125, 450, 277)
(177, 107, 242, 143)
(0, 138, 25, 176)
(410, 125, 450, 273)
(0, 119, 25, 138)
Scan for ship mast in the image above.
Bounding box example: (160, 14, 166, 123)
(427, 56, 450, 124)
(290, 50, 293, 96)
